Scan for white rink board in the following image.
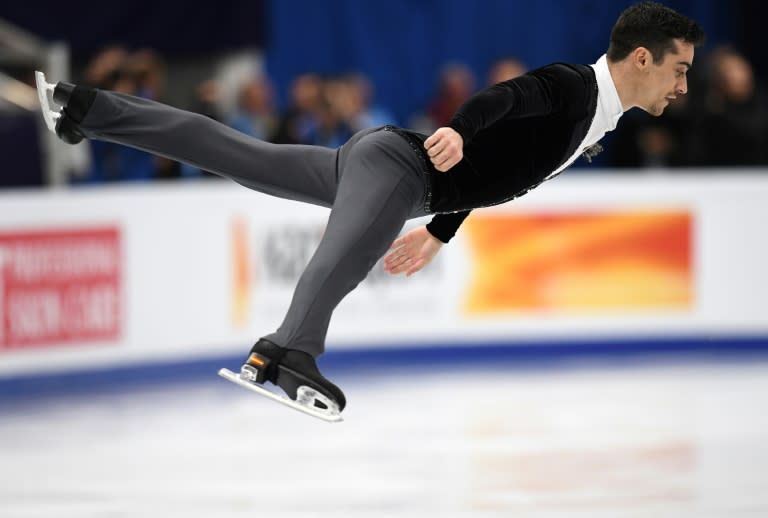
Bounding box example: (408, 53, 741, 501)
(1, 172, 767, 376)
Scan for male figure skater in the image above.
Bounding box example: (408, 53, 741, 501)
(36, 2, 704, 419)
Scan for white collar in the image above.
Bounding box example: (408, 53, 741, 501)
(546, 55, 625, 179)
(591, 54, 624, 130)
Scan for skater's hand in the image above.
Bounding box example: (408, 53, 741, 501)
(425, 127, 463, 172)
(384, 226, 443, 277)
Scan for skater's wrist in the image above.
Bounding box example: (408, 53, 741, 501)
(426, 210, 472, 243)
(425, 224, 450, 244)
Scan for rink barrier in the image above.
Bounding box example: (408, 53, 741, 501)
(1, 335, 767, 402)
(2, 176, 768, 388)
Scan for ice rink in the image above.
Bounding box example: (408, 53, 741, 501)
(2, 356, 768, 518)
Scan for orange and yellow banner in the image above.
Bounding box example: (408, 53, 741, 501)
(231, 217, 252, 328)
(464, 210, 693, 314)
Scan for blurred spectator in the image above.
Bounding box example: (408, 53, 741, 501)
(271, 73, 324, 144)
(302, 73, 396, 147)
(178, 78, 226, 179)
(189, 79, 225, 122)
(429, 63, 476, 128)
(82, 46, 132, 92)
(696, 46, 768, 166)
(607, 96, 694, 168)
(72, 47, 163, 184)
(127, 49, 180, 180)
(487, 57, 528, 85)
(609, 46, 768, 169)
(337, 73, 396, 129)
(125, 49, 167, 101)
(228, 75, 277, 140)
(302, 75, 356, 148)
(410, 63, 476, 134)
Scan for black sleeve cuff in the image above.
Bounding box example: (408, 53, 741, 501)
(426, 210, 472, 243)
(447, 119, 472, 146)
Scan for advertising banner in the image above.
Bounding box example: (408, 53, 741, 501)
(0, 227, 121, 349)
(463, 210, 692, 313)
(0, 173, 766, 377)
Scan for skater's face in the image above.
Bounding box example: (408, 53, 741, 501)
(636, 38, 694, 116)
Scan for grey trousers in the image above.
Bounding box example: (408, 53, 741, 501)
(78, 91, 428, 357)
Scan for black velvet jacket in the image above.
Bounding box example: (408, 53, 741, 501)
(392, 62, 600, 243)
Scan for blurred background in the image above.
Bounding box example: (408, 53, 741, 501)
(1, 1, 768, 516)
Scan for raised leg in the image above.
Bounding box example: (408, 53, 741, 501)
(38, 75, 340, 207)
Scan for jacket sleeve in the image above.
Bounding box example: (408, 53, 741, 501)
(432, 73, 557, 242)
(431, 65, 586, 243)
(447, 66, 570, 145)
(426, 210, 472, 243)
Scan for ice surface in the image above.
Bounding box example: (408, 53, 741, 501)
(1, 360, 768, 517)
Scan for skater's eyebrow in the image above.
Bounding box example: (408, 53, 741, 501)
(677, 61, 692, 70)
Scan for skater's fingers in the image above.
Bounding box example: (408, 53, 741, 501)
(385, 241, 407, 258)
(384, 252, 409, 273)
(389, 236, 406, 250)
(397, 253, 412, 266)
(406, 259, 426, 276)
(432, 154, 452, 171)
(425, 127, 456, 151)
(384, 259, 397, 273)
(424, 133, 440, 150)
(384, 248, 408, 265)
(425, 128, 463, 172)
(385, 265, 400, 275)
(390, 231, 415, 251)
(426, 141, 446, 158)
(432, 146, 463, 172)
(395, 254, 413, 268)
(388, 256, 414, 275)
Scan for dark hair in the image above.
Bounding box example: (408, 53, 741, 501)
(607, 1, 706, 63)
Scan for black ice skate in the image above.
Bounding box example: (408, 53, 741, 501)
(218, 339, 346, 422)
(35, 71, 95, 144)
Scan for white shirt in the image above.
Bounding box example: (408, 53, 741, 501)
(546, 54, 624, 179)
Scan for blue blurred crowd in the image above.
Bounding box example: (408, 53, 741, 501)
(14, 43, 768, 185)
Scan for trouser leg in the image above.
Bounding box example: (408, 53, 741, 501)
(264, 129, 427, 357)
(78, 90, 339, 206)
(76, 90, 429, 357)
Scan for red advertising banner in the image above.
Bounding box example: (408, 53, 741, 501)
(0, 227, 121, 349)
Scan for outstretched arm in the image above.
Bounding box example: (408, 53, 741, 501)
(384, 226, 443, 276)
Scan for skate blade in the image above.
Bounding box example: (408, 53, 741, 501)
(218, 368, 343, 423)
(34, 71, 60, 133)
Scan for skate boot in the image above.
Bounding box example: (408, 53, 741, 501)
(35, 71, 96, 145)
(219, 339, 346, 422)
